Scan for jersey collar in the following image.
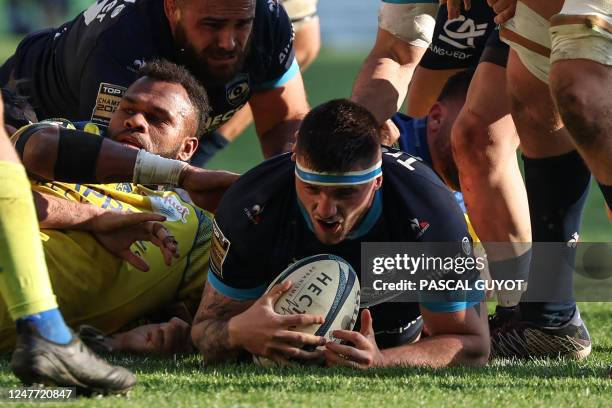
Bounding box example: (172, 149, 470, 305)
(296, 189, 383, 241)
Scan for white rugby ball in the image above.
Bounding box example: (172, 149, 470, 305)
(253, 254, 360, 366)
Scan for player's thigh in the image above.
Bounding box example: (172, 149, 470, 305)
(406, 67, 462, 118)
(293, 17, 321, 70)
(506, 49, 573, 157)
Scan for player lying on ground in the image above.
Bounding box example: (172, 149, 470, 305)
(191, 99, 489, 368)
(1, 60, 237, 354)
(0, 90, 136, 394)
(0, 0, 309, 167)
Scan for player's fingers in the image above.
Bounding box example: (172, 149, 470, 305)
(360, 309, 375, 338)
(121, 249, 149, 271)
(447, 0, 460, 19)
(272, 343, 323, 361)
(266, 351, 292, 366)
(324, 348, 362, 369)
(118, 212, 166, 228)
(281, 313, 325, 327)
(463, 0, 471, 11)
(331, 330, 370, 349)
(264, 281, 292, 306)
(274, 330, 326, 347)
(325, 342, 371, 365)
(494, 3, 516, 24)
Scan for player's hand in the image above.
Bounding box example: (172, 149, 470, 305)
(228, 281, 327, 364)
(93, 220, 179, 271)
(179, 166, 240, 212)
(87, 209, 166, 233)
(380, 119, 400, 147)
(487, 0, 516, 24)
(106, 317, 195, 355)
(324, 309, 385, 369)
(440, 0, 471, 20)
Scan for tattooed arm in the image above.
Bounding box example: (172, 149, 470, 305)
(191, 280, 327, 365)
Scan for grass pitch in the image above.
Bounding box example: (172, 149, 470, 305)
(0, 33, 611, 407)
(1, 302, 611, 407)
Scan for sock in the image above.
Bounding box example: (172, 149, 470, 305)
(597, 182, 612, 213)
(16, 308, 72, 344)
(488, 248, 532, 307)
(190, 130, 230, 168)
(521, 151, 591, 326)
(0, 162, 65, 329)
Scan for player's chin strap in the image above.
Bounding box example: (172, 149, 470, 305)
(133, 150, 188, 186)
(295, 160, 382, 186)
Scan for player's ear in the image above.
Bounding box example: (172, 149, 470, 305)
(164, 0, 181, 27)
(374, 175, 383, 190)
(178, 137, 198, 162)
(428, 102, 444, 133)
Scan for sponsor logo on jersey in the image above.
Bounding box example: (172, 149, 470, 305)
(439, 15, 488, 50)
(83, 0, 134, 26)
(149, 195, 190, 224)
(225, 74, 250, 106)
(91, 82, 126, 126)
(243, 204, 263, 224)
(210, 219, 231, 278)
(410, 218, 430, 238)
(202, 103, 247, 133)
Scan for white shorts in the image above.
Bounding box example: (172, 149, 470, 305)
(378, 1, 439, 48)
(501, 0, 612, 83)
(280, 0, 318, 30)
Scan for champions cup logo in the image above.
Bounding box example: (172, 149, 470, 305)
(225, 75, 250, 106)
(440, 16, 488, 49)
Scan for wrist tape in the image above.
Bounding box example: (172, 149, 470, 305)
(133, 150, 188, 185)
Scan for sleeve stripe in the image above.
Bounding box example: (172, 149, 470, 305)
(420, 300, 480, 313)
(207, 269, 266, 301)
(254, 58, 300, 90)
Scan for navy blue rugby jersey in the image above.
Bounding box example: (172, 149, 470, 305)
(1, 0, 297, 134)
(208, 149, 480, 338)
(419, 0, 497, 70)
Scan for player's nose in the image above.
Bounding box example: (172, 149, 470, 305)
(316, 195, 337, 218)
(217, 27, 236, 51)
(124, 111, 148, 132)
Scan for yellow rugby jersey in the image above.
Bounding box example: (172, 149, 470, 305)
(0, 171, 212, 351)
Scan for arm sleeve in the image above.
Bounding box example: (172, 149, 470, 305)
(252, 2, 299, 91)
(207, 216, 268, 301)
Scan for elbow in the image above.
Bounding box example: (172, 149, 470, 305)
(464, 334, 490, 367)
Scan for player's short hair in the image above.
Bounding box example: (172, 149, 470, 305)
(1, 87, 37, 130)
(296, 99, 380, 172)
(437, 68, 475, 104)
(138, 59, 210, 138)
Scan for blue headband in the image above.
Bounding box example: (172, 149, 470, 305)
(295, 160, 382, 186)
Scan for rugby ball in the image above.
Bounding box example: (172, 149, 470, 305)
(253, 254, 360, 366)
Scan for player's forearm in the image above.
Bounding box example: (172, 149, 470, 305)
(16, 126, 137, 183)
(258, 115, 303, 159)
(191, 318, 244, 364)
(33, 191, 106, 230)
(379, 333, 489, 368)
(352, 53, 415, 124)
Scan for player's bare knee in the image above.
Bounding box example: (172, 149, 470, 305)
(451, 112, 490, 167)
(551, 75, 599, 149)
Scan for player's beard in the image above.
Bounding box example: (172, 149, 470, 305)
(174, 25, 250, 86)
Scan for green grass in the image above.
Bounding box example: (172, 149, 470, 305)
(1, 302, 611, 407)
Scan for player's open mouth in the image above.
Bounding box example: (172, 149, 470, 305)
(316, 219, 342, 233)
